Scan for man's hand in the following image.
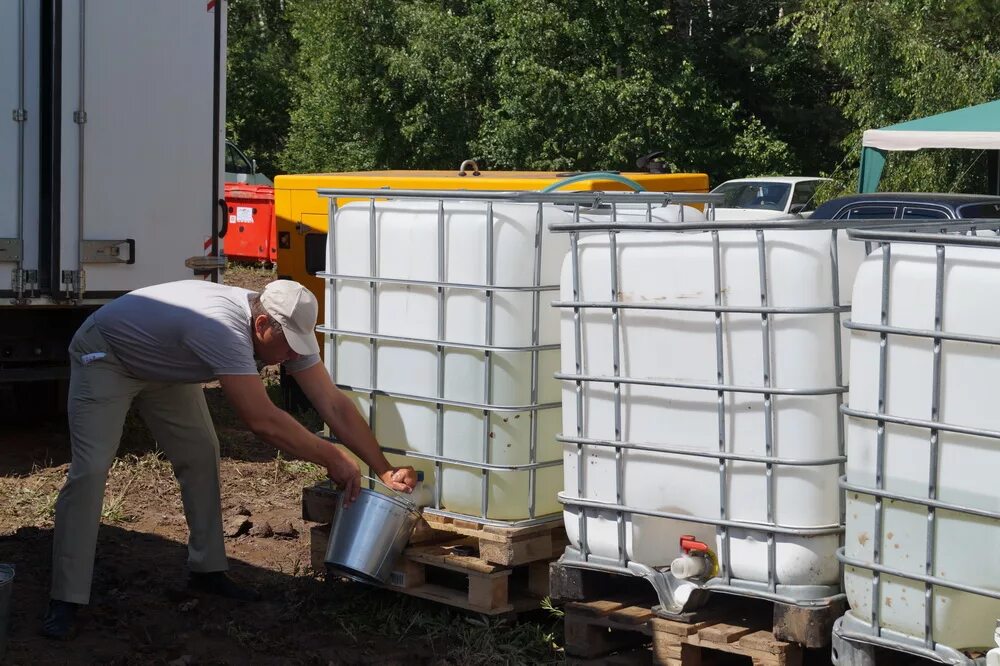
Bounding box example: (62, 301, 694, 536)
(326, 451, 361, 506)
(380, 466, 418, 493)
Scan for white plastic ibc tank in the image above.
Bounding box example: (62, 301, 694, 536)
(561, 224, 865, 588)
(325, 199, 569, 521)
(844, 243, 1000, 653)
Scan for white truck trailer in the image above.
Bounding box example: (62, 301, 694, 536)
(0, 0, 227, 403)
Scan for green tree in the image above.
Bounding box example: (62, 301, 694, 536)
(280, 0, 839, 181)
(226, 0, 297, 177)
(471, 0, 838, 181)
(281, 0, 489, 173)
(792, 0, 1000, 192)
(683, 1, 848, 178)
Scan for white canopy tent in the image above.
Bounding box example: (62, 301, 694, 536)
(859, 99, 1000, 194)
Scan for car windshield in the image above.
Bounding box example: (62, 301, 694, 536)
(225, 143, 252, 174)
(711, 182, 791, 211)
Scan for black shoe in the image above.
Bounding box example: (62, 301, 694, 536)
(187, 571, 262, 602)
(41, 599, 80, 640)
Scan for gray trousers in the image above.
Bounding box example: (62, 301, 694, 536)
(51, 317, 228, 604)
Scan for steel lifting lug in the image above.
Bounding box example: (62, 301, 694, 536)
(457, 159, 481, 177)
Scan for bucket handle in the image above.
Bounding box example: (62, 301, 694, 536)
(360, 474, 420, 514)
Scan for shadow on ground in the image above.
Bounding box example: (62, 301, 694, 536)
(0, 524, 435, 665)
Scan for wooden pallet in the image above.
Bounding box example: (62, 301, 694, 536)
(310, 524, 554, 615)
(302, 482, 566, 567)
(550, 561, 844, 649)
(564, 596, 805, 666)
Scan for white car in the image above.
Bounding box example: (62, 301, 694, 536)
(709, 177, 831, 220)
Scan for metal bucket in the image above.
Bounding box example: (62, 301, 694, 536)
(0, 563, 14, 659)
(324, 479, 420, 584)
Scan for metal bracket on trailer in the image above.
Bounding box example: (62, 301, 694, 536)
(81, 239, 135, 265)
(185, 255, 226, 271)
(58, 240, 135, 300)
(0, 239, 22, 262)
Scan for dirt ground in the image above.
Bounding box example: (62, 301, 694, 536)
(0, 265, 561, 665)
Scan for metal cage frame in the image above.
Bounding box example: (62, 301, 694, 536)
(547, 208, 910, 613)
(834, 220, 1000, 666)
(315, 188, 704, 526)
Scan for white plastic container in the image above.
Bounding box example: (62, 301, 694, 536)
(560, 225, 864, 590)
(988, 622, 1000, 666)
(844, 243, 1000, 653)
(325, 199, 569, 521)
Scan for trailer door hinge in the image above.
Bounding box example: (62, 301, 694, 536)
(73, 110, 87, 124)
(12, 108, 27, 122)
(11, 268, 38, 304)
(62, 269, 86, 300)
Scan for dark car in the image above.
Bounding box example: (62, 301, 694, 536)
(225, 140, 273, 186)
(810, 193, 1000, 221)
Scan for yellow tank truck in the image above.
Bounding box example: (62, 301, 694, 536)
(274, 161, 709, 329)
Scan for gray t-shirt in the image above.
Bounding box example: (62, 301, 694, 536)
(92, 280, 319, 382)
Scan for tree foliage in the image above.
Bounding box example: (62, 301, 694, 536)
(791, 0, 1000, 192)
(225, 0, 1000, 191)
(279, 0, 491, 173)
(226, 0, 297, 177)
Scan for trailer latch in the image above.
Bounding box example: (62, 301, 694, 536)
(81, 239, 135, 265)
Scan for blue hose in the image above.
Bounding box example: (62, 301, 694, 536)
(541, 171, 647, 193)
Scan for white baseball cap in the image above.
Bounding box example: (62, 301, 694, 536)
(260, 280, 320, 356)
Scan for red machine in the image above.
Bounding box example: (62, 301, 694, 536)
(223, 184, 276, 263)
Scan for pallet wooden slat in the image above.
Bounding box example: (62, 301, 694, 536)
(404, 539, 508, 575)
(564, 599, 806, 666)
(309, 523, 549, 616)
(610, 606, 656, 625)
(550, 560, 840, 651)
(695, 622, 755, 644)
(301, 483, 340, 523)
(426, 512, 559, 541)
(566, 599, 629, 618)
(650, 617, 717, 638)
(739, 630, 793, 655)
(650, 630, 683, 662)
(302, 484, 566, 566)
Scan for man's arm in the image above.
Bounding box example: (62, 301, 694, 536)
(289, 361, 417, 493)
(218, 374, 362, 504)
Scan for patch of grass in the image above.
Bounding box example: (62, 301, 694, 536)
(101, 452, 173, 524)
(540, 596, 564, 618)
(223, 619, 256, 648)
(316, 586, 563, 665)
(0, 465, 61, 527)
(273, 453, 325, 484)
(224, 261, 276, 293)
(101, 459, 139, 523)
